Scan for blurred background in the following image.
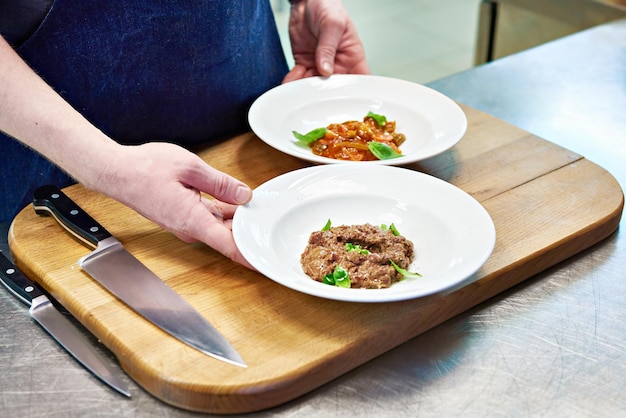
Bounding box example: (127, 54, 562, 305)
(272, 0, 481, 84)
(272, 0, 626, 84)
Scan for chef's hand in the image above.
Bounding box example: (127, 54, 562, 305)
(283, 0, 370, 83)
(96, 142, 254, 269)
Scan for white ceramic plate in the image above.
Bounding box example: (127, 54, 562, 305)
(233, 165, 495, 303)
(248, 74, 467, 165)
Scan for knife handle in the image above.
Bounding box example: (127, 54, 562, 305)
(0, 251, 44, 305)
(33, 185, 113, 249)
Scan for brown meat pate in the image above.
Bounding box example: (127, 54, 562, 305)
(300, 223, 415, 289)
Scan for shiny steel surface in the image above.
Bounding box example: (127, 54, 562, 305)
(80, 238, 246, 368)
(30, 295, 131, 398)
(1, 18, 625, 417)
(0, 250, 130, 397)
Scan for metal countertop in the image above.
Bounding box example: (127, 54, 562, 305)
(1, 18, 624, 418)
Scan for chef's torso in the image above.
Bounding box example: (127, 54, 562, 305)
(3, 0, 287, 145)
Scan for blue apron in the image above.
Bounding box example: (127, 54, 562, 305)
(1, 0, 288, 222)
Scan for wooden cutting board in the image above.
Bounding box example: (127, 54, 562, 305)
(8, 105, 623, 414)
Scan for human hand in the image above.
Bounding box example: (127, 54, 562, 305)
(94, 142, 254, 268)
(283, 0, 370, 83)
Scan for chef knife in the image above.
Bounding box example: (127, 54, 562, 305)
(33, 185, 246, 368)
(0, 251, 131, 397)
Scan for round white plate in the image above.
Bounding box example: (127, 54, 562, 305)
(248, 74, 467, 165)
(233, 165, 495, 303)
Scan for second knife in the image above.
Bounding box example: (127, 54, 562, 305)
(33, 185, 246, 368)
(0, 251, 130, 397)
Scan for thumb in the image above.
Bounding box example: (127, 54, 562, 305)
(315, 24, 343, 76)
(183, 156, 252, 205)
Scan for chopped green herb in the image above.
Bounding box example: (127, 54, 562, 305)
(367, 111, 387, 127)
(323, 265, 351, 288)
(321, 219, 332, 231)
(381, 223, 401, 236)
(368, 141, 402, 160)
(292, 127, 326, 146)
(345, 242, 371, 255)
(390, 260, 422, 278)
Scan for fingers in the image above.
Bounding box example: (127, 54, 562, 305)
(287, 0, 369, 80)
(315, 21, 343, 77)
(282, 64, 323, 83)
(181, 223, 254, 269)
(181, 154, 252, 205)
(192, 222, 254, 269)
(282, 64, 308, 83)
(176, 196, 254, 269)
(181, 159, 254, 267)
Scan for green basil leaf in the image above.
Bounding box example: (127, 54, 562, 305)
(346, 242, 370, 254)
(335, 277, 351, 288)
(368, 141, 402, 160)
(390, 260, 422, 278)
(332, 266, 351, 288)
(323, 265, 351, 288)
(367, 111, 387, 127)
(380, 223, 400, 235)
(292, 127, 326, 146)
(323, 273, 336, 285)
(321, 219, 332, 231)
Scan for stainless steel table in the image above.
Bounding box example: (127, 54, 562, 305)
(1, 19, 624, 418)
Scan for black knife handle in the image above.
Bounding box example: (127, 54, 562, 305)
(0, 251, 44, 305)
(33, 185, 112, 248)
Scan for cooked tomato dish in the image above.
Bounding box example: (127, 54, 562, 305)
(311, 115, 406, 161)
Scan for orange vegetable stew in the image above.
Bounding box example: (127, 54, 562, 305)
(305, 114, 406, 161)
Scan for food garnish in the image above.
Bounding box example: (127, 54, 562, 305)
(323, 265, 351, 288)
(390, 260, 422, 278)
(381, 223, 401, 236)
(345, 242, 370, 255)
(292, 112, 406, 161)
(366, 111, 387, 127)
(368, 142, 402, 160)
(292, 127, 326, 146)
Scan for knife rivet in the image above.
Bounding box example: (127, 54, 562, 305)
(70, 209, 79, 216)
(6, 268, 15, 275)
(51, 193, 60, 199)
(25, 285, 34, 293)
(90, 227, 99, 233)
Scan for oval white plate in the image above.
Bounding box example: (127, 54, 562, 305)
(233, 165, 495, 303)
(248, 74, 467, 165)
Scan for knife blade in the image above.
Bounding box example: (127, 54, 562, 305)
(32, 185, 246, 368)
(0, 251, 131, 397)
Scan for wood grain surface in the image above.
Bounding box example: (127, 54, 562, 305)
(8, 105, 623, 413)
